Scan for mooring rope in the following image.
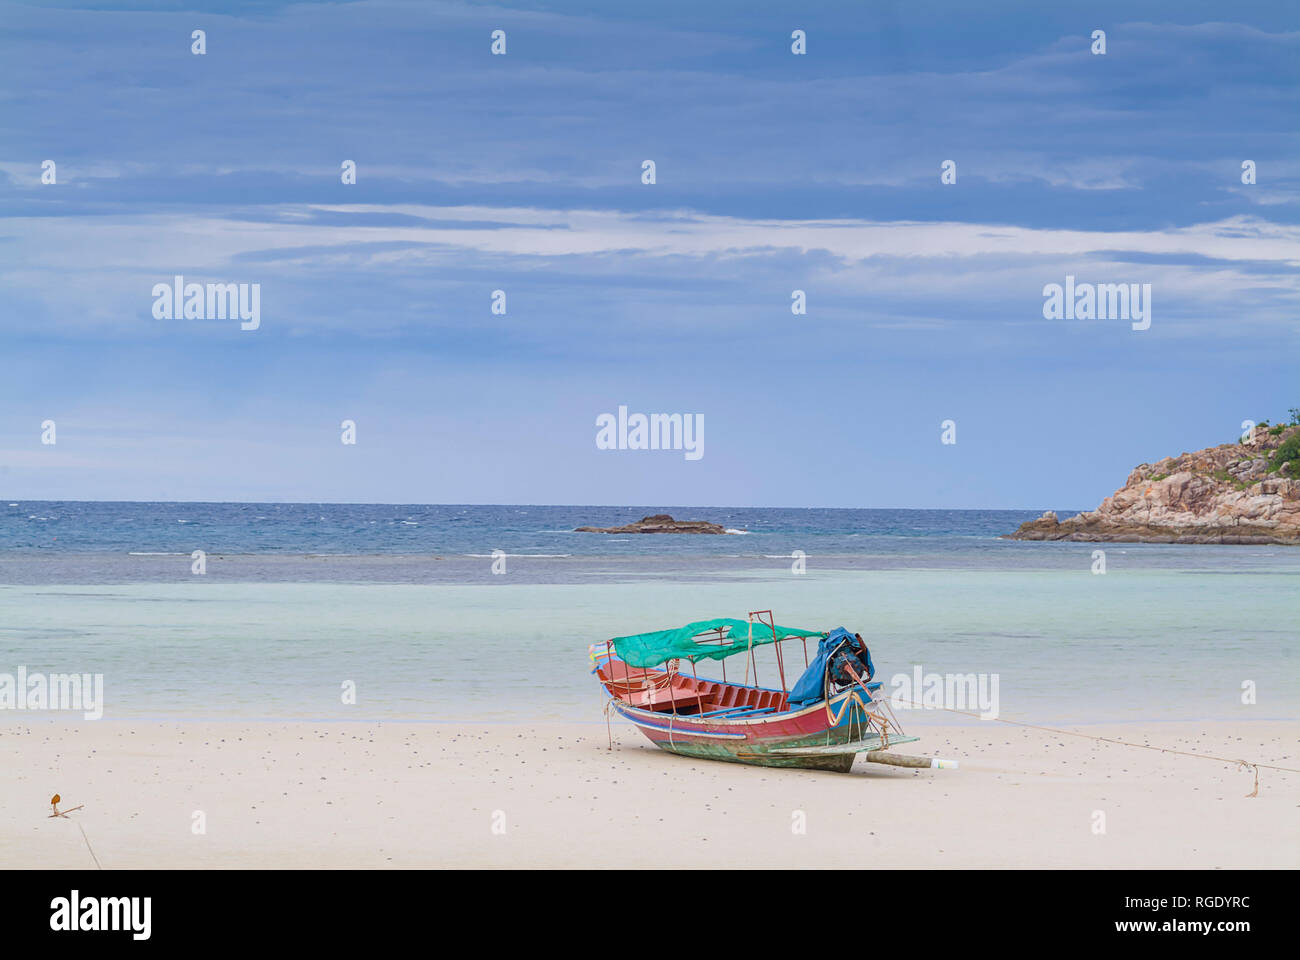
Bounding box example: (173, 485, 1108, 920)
(76, 821, 103, 870)
(889, 695, 1299, 793)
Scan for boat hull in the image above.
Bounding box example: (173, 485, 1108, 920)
(611, 696, 917, 772)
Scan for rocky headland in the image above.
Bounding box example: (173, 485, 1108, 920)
(1009, 418, 1300, 545)
(575, 514, 730, 535)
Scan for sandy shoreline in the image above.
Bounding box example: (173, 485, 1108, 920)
(2, 719, 1295, 868)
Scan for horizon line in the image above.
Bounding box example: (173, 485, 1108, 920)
(1, 498, 1080, 513)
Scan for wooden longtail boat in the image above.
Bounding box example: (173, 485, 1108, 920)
(592, 610, 947, 773)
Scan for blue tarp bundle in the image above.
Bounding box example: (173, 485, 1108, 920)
(787, 627, 874, 707)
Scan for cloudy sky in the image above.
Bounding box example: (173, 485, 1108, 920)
(1, 0, 1297, 507)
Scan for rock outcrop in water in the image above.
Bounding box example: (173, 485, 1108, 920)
(575, 514, 730, 535)
(1009, 420, 1300, 545)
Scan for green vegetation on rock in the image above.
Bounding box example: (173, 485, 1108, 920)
(1273, 432, 1300, 475)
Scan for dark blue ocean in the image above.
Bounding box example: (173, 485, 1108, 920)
(4, 502, 1063, 555)
(5, 501, 1296, 584)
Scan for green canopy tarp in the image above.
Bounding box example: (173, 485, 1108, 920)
(611, 618, 824, 668)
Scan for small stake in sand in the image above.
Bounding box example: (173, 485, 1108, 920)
(47, 793, 101, 869)
(48, 793, 84, 818)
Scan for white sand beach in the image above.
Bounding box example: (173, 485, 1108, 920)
(2, 719, 1295, 869)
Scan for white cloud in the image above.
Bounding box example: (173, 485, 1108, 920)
(7, 205, 1300, 268)
(2, 205, 1296, 339)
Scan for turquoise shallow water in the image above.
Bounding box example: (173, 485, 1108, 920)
(2, 565, 1296, 724)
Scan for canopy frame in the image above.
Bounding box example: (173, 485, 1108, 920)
(610, 614, 825, 669)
